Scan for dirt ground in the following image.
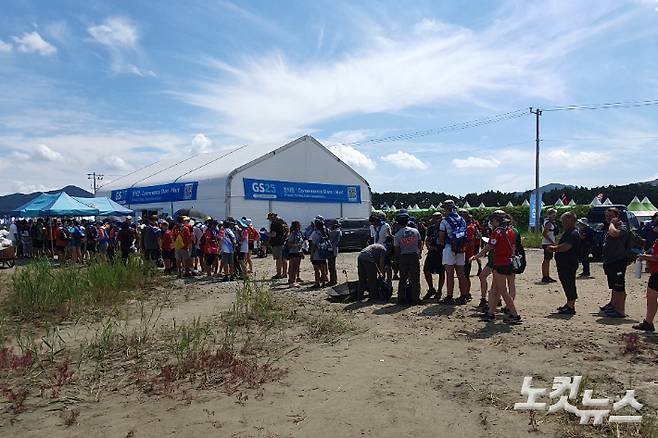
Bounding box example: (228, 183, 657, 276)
(1, 250, 657, 438)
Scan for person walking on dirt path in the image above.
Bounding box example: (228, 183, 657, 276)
(394, 213, 422, 305)
(634, 219, 658, 332)
(600, 207, 629, 318)
(423, 212, 445, 300)
(541, 208, 558, 284)
(546, 212, 580, 315)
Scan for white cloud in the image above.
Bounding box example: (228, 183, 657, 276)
(88, 17, 138, 48)
(104, 155, 131, 172)
(10, 181, 52, 194)
(189, 133, 213, 154)
(11, 32, 56, 55)
(380, 151, 428, 170)
(0, 39, 12, 53)
(452, 156, 501, 169)
(328, 144, 376, 170)
(32, 144, 63, 161)
(87, 17, 154, 76)
(177, 3, 628, 141)
(545, 148, 610, 168)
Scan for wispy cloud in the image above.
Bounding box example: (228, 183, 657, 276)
(329, 144, 376, 170)
(87, 17, 155, 77)
(380, 151, 428, 170)
(0, 40, 12, 53)
(176, 2, 629, 141)
(453, 156, 501, 169)
(11, 31, 57, 55)
(33, 144, 63, 161)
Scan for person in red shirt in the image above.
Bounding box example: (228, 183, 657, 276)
(161, 221, 175, 274)
(471, 212, 521, 324)
(634, 220, 658, 332)
(202, 221, 220, 277)
(172, 216, 193, 277)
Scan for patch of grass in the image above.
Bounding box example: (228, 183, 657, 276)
(520, 231, 543, 248)
(8, 256, 158, 320)
(305, 310, 353, 343)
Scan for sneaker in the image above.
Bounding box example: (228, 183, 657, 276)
(423, 289, 437, 300)
(501, 307, 511, 313)
(504, 314, 522, 324)
(455, 295, 468, 305)
(464, 293, 473, 302)
(599, 303, 614, 312)
(578, 272, 590, 278)
(271, 274, 281, 280)
(441, 296, 455, 305)
(604, 309, 626, 318)
(557, 306, 576, 315)
(632, 320, 655, 332)
(541, 277, 552, 284)
(480, 313, 495, 322)
(478, 298, 488, 309)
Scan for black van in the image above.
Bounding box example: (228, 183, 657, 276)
(586, 205, 640, 260)
(325, 218, 371, 251)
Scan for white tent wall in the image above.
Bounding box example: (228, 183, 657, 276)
(227, 137, 371, 228)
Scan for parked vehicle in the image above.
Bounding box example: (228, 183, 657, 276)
(325, 218, 371, 251)
(586, 205, 640, 261)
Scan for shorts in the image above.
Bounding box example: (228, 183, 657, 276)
(238, 252, 247, 261)
(271, 245, 283, 261)
(191, 246, 201, 258)
(648, 272, 658, 291)
(423, 250, 445, 274)
(443, 246, 465, 266)
(288, 252, 302, 260)
(248, 242, 255, 251)
(542, 245, 554, 261)
(312, 259, 327, 267)
(221, 252, 234, 266)
(603, 259, 627, 292)
(175, 248, 191, 262)
(162, 249, 175, 261)
(494, 265, 513, 276)
(464, 259, 472, 277)
(205, 253, 218, 266)
(144, 249, 160, 261)
(56, 245, 66, 253)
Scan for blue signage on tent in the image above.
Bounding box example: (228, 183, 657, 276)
(111, 182, 198, 205)
(243, 179, 361, 204)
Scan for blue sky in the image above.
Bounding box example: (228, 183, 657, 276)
(1, 0, 658, 196)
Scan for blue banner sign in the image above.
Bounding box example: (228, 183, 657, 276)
(529, 191, 543, 229)
(111, 182, 199, 205)
(243, 178, 361, 204)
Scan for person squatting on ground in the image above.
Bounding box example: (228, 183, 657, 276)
(634, 218, 658, 332)
(393, 213, 422, 305)
(471, 212, 522, 324)
(423, 212, 445, 300)
(600, 207, 629, 318)
(541, 208, 558, 283)
(357, 243, 389, 300)
(545, 212, 581, 315)
(438, 200, 470, 305)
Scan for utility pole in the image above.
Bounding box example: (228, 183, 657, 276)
(87, 172, 104, 195)
(530, 108, 542, 232)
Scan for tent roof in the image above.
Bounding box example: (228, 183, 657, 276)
(590, 197, 602, 206)
(13, 192, 99, 217)
(641, 196, 657, 211)
(554, 198, 564, 206)
(98, 135, 343, 194)
(73, 197, 134, 216)
(568, 199, 576, 206)
(522, 199, 530, 206)
(463, 201, 471, 208)
(627, 196, 644, 212)
(603, 198, 613, 205)
(478, 202, 486, 208)
(506, 201, 514, 207)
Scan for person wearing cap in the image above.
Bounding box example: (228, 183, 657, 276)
(242, 218, 259, 273)
(268, 213, 289, 280)
(545, 212, 581, 315)
(600, 207, 630, 318)
(202, 220, 220, 277)
(141, 215, 162, 265)
(541, 208, 558, 283)
(326, 220, 342, 286)
(172, 216, 193, 277)
(423, 212, 445, 300)
(393, 213, 422, 305)
(634, 219, 658, 332)
(309, 217, 329, 288)
(438, 200, 470, 305)
(577, 217, 594, 277)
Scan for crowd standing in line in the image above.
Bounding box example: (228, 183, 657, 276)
(3, 205, 657, 332)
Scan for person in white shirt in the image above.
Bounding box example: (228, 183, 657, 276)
(541, 208, 558, 283)
(369, 213, 392, 245)
(9, 221, 18, 245)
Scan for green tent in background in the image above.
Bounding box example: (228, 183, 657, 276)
(627, 196, 644, 212)
(641, 196, 657, 211)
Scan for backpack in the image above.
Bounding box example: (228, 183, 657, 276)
(512, 230, 527, 274)
(626, 229, 646, 265)
(59, 226, 71, 241)
(86, 225, 98, 240)
(173, 227, 186, 250)
(444, 213, 468, 253)
(281, 220, 290, 238)
(317, 230, 334, 259)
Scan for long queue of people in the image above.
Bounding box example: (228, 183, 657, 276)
(356, 202, 658, 332)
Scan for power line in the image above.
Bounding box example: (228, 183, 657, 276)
(543, 99, 658, 112)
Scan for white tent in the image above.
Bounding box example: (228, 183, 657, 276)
(554, 198, 564, 206)
(97, 135, 372, 228)
(568, 199, 576, 206)
(506, 201, 514, 207)
(429, 204, 437, 210)
(522, 199, 530, 206)
(603, 198, 613, 206)
(463, 201, 471, 209)
(411, 204, 421, 211)
(478, 202, 486, 208)
(590, 197, 602, 206)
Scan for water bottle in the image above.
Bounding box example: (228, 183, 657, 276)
(634, 259, 642, 279)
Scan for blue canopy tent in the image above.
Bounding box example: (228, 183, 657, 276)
(73, 197, 133, 217)
(13, 192, 100, 217)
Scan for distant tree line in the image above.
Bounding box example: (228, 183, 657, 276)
(373, 181, 658, 209)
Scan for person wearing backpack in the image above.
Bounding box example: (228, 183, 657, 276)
(545, 212, 581, 315)
(286, 221, 304, 288)
(327, 220, 342, 286)
(268, 213, 289, 279)
(599, 207, 630, 318)
(393, 213, 422, 305)
(309, 217, 330, 288)
(423, 212, 445, 301)
(438, 200, 470, 305)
